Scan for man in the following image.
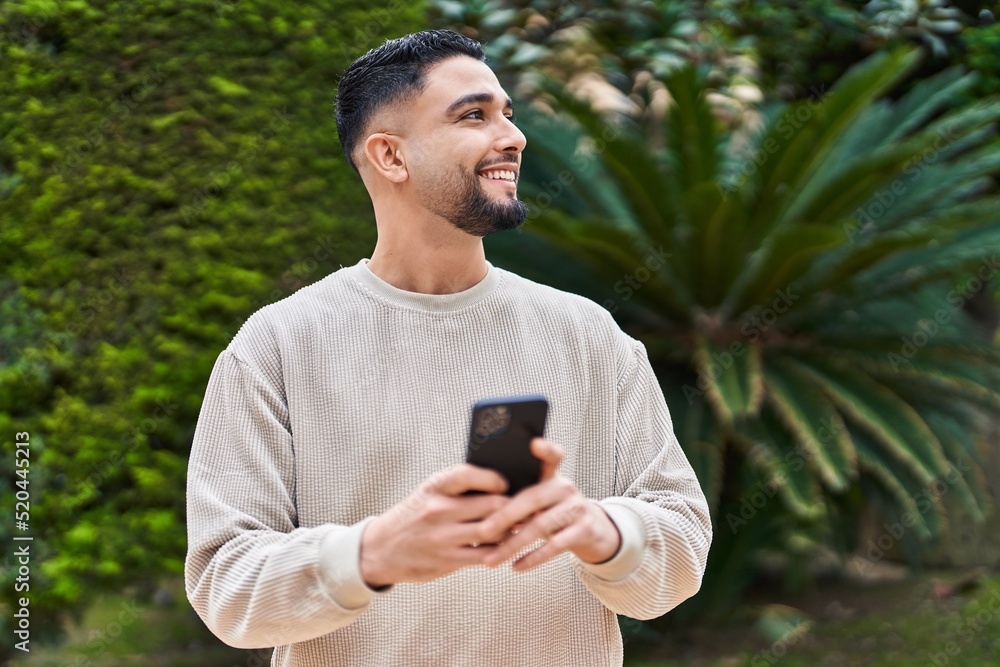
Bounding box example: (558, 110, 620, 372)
(185, 29, 711, 667)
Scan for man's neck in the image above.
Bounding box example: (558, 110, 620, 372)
(366, 240, 489, 295)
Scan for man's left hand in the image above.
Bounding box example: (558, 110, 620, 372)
(475, 437, 622, 572)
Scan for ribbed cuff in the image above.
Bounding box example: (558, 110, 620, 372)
(318, 517, 393, 610)
(576, 500, 645, 582)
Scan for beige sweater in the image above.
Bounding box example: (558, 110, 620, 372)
(185, 258, 712, 667)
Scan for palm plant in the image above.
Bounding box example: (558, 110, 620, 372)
(488, 46, 1000, 613)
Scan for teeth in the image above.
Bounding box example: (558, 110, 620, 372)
(481, 169, 516, 181)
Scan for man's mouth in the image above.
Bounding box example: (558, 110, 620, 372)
(478, 166, 518, 185)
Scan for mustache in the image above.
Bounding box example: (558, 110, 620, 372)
(476, 156, 519, 171)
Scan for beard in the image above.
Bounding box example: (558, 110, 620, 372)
(420, 163, 529, 237)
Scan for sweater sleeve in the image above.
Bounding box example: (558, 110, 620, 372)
(184, 348, 389, 649)
(573, 339, 713, 620)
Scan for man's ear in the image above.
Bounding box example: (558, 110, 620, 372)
(362, 133, 407, 183)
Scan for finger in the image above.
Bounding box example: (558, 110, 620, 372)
(450, 493, 510, 523)
(477, 476, 575, 544)
(483, 498, 583, 567)
(530, 438, 564, 481)
(432, 522, 509, 552)
(512, 524, 584, 572)
(431, 464, 508, 497)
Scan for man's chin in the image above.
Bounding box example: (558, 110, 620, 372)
(448, 186, 529, 236)
(477, 217, 526, 238)
(483, 188, 519, 202)
(478, 205, 529, 237)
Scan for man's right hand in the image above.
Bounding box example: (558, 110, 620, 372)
(358, 464, 510, 589)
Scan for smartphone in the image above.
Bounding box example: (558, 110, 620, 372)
(466, 394, 549, 496)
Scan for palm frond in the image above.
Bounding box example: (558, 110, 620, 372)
(732, 409, 826, 521)
(692, 336, 763, 424)
(490, 45, 1000, 607)
(762, 356, 857, 492)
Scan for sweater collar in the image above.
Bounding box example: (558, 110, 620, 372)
(350, 258, 501, 313)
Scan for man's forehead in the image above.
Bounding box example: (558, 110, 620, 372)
(419, 57, 509, 111)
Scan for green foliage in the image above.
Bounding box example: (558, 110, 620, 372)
(626, 575, 1000, 666)
(961, 19, 1000, 103)
(9, 584, 263, 666)
(430, 0, 760, 122)
(488, 46, 1000, 614)
(431, 0, 988, 115)
(747, 0, 973, 94)
(0, 0, 422, 656)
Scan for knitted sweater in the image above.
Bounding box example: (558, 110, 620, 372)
(184, 258, 712, 667)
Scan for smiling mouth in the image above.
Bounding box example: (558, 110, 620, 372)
(478, 167, 518, 185)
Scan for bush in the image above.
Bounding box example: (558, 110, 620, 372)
(0, 0, 423, 657)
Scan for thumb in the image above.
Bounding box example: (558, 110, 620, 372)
(531, 437, 564, 481)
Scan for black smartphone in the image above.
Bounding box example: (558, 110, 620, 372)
(465, 394, 549, 496)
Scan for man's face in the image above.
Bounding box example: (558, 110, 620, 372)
(404, 56, 529, 237)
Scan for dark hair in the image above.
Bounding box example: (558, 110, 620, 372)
(335, 29, 485, 175)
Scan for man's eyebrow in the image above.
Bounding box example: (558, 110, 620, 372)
(445, 92, 513, 116)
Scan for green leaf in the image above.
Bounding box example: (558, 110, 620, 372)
(208, 75, 251, 97)
(733, 410, 826, 521)
(786, 356, 949, 486)
(763, 356, 856, 491)
(851, 429, 940, 540)
(665, 64, 719, 191)
(693, 336, 763, 424)
(746, 48, 923, 247)
(725, 225, 844, 319)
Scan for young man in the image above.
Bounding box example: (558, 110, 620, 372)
(185, 29, 711, 667)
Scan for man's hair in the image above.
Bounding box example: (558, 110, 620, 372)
(335, 29, 485, 175)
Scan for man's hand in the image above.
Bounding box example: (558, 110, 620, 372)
(475, 438, 622, 572)
(359, 464, 510, 588)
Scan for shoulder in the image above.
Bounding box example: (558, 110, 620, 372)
(495, 268, 637, 375)
(225, 263, 361, 380)
(494, 267, 610, 318)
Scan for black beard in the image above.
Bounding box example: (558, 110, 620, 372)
(428, 167, 529, 237)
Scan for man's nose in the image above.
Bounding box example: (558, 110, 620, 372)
(496, 121, 526, 155)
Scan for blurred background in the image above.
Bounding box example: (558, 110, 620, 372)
(2, 0, 1000, 665)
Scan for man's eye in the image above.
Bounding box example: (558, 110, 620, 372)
(461, 111, 516, 122)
